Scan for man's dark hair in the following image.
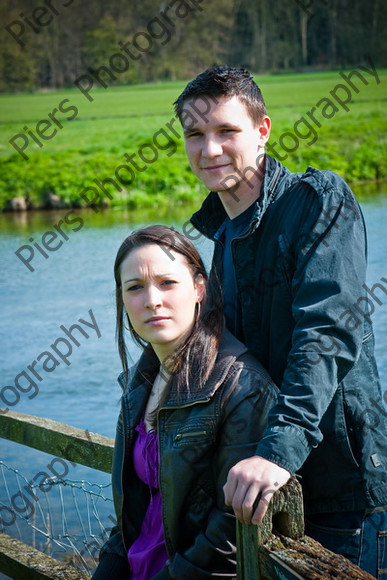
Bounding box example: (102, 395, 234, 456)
(174, 65, 267, 126)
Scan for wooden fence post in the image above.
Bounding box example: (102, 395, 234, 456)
(237, 476, 304, 579)
(236, 476, 376, 580)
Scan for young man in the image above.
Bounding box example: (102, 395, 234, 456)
(174, 65, 386, 577)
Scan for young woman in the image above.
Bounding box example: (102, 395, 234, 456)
(92, 225, 277, 579)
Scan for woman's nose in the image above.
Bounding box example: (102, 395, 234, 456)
(144, 285, 162, 309)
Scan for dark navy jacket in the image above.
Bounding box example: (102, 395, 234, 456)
(191, 154, 387, 514)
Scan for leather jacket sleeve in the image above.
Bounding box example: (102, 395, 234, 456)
(94, 525, 129, 576)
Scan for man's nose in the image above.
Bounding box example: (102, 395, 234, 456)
(202, 135, 223, 158)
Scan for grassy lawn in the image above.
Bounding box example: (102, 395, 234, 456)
(0, 70, 386, 209)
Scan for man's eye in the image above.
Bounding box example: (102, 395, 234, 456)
(162, 280, 177, 286)
(127, 284, 141, 291)
(186, 131, 201, 138)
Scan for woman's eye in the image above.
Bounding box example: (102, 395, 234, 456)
(127, 284, 142, 291)
(162, 280, 177, 286)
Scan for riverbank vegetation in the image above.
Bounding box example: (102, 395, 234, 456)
(0, 71, 386, 211)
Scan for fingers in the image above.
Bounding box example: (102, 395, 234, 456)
(233, 481, 262, 524)
(241, 483, 262, 524)
(223, 471, 264, 524)
(251, 487, 274, 525)
(223, 457, 292, 526)
(223, 473, 237, 507)
(225, 479, 274, 524)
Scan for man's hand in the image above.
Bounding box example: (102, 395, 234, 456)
(223, 456, 290, 525)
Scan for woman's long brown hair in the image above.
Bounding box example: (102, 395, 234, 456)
(114, 225, 224, 408)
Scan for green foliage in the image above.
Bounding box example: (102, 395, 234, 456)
(0, 73, 386, 211)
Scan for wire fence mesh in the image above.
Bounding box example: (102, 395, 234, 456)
(0, 460, 115, 575)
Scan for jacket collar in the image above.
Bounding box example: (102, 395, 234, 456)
(190, 154, 290, 240)
(118, 329, 248, 407)
(166, 328, 248, 405)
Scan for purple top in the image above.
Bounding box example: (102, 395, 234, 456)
(127, 417, 168, 579)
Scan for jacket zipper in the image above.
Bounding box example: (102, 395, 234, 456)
(174, 430, 207, 441)
(120, 407, 129, 553)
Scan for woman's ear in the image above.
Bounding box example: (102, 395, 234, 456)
(195, 274, 206, 302)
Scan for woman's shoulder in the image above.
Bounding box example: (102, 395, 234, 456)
(117, 350, 159, 392)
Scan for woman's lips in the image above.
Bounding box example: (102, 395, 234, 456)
(145, 316, 170, 325)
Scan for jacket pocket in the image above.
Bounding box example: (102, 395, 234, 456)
(172, 419, 214, 447)
(378, 530, 387, 580)
(277, 234, 293, 292)
(318, 388, 360, 470)
(305, 516, 362, 563)
(340, 392, 361, 469)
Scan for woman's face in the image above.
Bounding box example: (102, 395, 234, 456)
(120, 243, 204, 362)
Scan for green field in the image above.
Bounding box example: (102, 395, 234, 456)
(0, 70, 386, 210)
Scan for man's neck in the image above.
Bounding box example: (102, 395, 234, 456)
(218, 174, 264, 219)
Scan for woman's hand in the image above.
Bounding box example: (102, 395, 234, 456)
(223, 456, 290, 525)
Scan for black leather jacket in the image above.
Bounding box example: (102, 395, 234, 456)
(100, 330, 278, 579)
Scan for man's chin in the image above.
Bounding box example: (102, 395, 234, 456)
(199, 172, 239, 193)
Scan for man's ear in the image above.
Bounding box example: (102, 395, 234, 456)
(258, 115, 271, 147)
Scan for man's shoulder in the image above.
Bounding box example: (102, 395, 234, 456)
(289, 165, 353, 199)
(283, 165, 360, 215)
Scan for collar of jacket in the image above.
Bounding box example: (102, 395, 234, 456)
(190, 153, 290, 240)
(117, 329, 248, 406)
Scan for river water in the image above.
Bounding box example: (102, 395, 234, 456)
(0, 187, 386, 571)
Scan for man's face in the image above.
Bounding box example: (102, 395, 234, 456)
(181, 95, 270, 200)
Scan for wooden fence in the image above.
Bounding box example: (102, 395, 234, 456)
(0, 409, 114, 579)
(0, 409, 375, 579)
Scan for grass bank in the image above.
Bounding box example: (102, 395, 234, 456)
(0, 70, 386, 211)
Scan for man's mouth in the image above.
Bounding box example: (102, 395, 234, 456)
(201, 163, 231, 171)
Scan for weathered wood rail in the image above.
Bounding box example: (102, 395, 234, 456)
(0, 533, 89, 580)
(0, 409, 114, 473)
(0, 409, 114, 579)
(237, 476, 376, 579)
(0, 410, 376, 579)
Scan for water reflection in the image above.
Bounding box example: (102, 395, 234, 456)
(0, 202, 202, 234)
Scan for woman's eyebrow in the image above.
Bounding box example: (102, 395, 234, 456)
(123, 273, 175, 284)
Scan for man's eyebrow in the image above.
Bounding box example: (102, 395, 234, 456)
(183, 124, 199, 134)
(183, 122, 239, 134)
(218, 122, 239, 130)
